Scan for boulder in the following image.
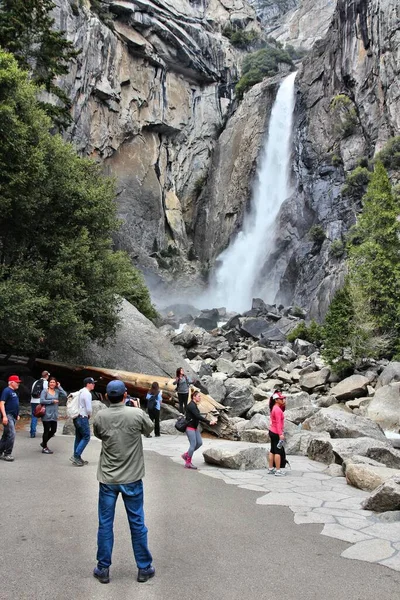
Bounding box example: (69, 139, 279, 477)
(160, 403, 180, 421)
(277, 346, 297, 361)
(223, 378, 255, 417)
(194, 309, 219, 331)
(245, 362, 264, 376)
(308, 437, 400, 469)
(345, 463, 400, 492)
(189, 360, 213, 378)
(259, 326, 287, 343)
(160, 418, 184, 435)
(285, 405, 320, 425)
(80, 299, 197, 378)
(300, 367, 331, 392)
(285, 391, 312, 409)
(256, 379, 284, 392)
(243, 413, 269, 431)
(240, 429, 271, 443)
(251, 387, 270, 402)
(324, 464, 345, 477)
(215, 357, 237, 376)
(247, 347, 285, 370)
(314, 395, 338, 408)
(286, 431, 330, 456)
(330, 374, 369, 401)
(307, 438, 335, 464)
(302, 407, 387, 441)
(246, 399, 270, 418)
(275, 370, 292, 384)
(293, 339, 317, 356)
(376, 362, 400, 388)
(365, 382, 400, 431)
(200, 374, 227, 403)
(186, 346, 218, 360)
(203, 447, 268, 470)
(239, 318, 271, 339)
(362, 477, 400, 512)
(171, 328, 197, 348)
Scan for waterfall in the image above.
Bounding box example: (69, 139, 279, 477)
(206, 71, 297, 313)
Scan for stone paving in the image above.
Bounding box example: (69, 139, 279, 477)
(143, 434, 400, 572)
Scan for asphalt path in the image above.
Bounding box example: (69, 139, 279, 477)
(1, 434, 400, 600)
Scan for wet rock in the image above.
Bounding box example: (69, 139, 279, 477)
(203, 447, 268, 470)
(330, 375, 370, 401)
(362, 477, 400, 512)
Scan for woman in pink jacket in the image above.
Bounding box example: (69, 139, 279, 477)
(268, 391, 286, 476)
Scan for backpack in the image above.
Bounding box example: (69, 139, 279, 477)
(147, 394, 157, 411)
(175, 416, 188, 433)
(31, 379, 44, 399)
(66, 390, 81, 419)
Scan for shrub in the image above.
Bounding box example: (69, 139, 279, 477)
(308, 225, 326, 245)
(292, 305, 306, 318)
(375, 136, 400, 171)
(330, 240, 345, 259)
(342, 166, 371, 202)
(223, 26, 261, 49)
(287, 320, 323, 345)
(331, 154, 343, 167)
(236, 44, 294, 99)
(330, 94, 358, 138)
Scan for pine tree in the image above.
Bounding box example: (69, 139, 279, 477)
(0, 0, 78, 127)
(322, 283, 355, 373)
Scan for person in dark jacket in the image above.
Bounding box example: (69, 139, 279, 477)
(182, 390, 217, 470)
(173, 367, 193, 414)
(39, 376, 67, 454)
(146, 382, 162, 437)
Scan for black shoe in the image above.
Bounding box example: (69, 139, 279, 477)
(137, 565, 155, 583)
(93, 566, 110, 584)
(30, 433, 36, 438)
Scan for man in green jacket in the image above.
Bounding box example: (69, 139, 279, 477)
(93, 380, 155, 584)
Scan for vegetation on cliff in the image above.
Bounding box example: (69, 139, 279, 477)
(0, 51, 156, 358)
(0, 0, 78, 128)
(322, 161, 400, 372)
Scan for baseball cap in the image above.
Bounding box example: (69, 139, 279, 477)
(8, 375, 22, 383)
(272, 391, 286, 400)
(106, 380, 127, 397)
(83, 377, 96, 385)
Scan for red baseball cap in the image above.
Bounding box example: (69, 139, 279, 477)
(272, 391, 286, 400)
(8, 375, 22, 383)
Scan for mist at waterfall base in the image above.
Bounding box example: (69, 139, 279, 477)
(202, 71, 297, 314)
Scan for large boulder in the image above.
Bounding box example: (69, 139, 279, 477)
(286, 431, 330, 456)
(376, 362, 400, 388)
(362, 477, 400, 512)
(345, 463, 400, 492)
(223, 378, 255, 417)
(243, 413, 269, 430)
(330, 374, 369, 401)
(160, 403, 180, 421)
(246, 399, 270, 418)
(247, 347, 285, 371)
(300, 367, 331, 392)
(80, 299, 196, 378)
(160, 418, 184, 435)
(203, 447, 268, 470)
(365, 382, 400, 431)
(241, 429, 270, 443)
(201, 374, 227, 403)
(285, 391, 312, 409)
(302, 407, 386, 441)
(215, 357, 237, 376)
(308, 436, 400, 469)
(285, 405, 320, 425)
(239, 318, 271, 339)
(194, 309, 219, 331)
(171, 328, 197, 348)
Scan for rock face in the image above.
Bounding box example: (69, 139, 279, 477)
(262, 0, 400, 318)
(203, 446, 268, 469)
(79, 299, 196, 377)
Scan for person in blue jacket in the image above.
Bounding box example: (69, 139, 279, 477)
(0, 374, 21, 462)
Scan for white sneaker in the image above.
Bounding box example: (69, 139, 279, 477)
(275, 469, 286, 477)
(267, 468, 276, 475)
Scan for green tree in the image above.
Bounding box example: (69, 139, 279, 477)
(322, 283, 355, 373)
(0, 51, 156, 358)
(236, 44, 294, 99)
(0, 0, 78, 127)
(348, 161, 400, 338)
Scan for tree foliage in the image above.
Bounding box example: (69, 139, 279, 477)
(236, 44, 294, 99)
(330, 94, 358, 138)
(0, 51, 156, 358)
(0, 0, 78, 127)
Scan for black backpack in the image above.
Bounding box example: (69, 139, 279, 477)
(147, 394, 157, 411)
(31, 379, 44, 399)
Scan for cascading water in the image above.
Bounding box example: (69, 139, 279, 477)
(206, 71, 297, 313)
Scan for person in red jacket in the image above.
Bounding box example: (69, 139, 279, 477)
(268, 391, 286, 477)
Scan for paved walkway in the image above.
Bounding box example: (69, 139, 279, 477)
(0, 425, 399, 600)
(145, 435, 400, 572)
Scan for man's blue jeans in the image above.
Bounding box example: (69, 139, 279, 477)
(97, 481, 152, 570)
(73, 416, 90, 459)
(30, 403, 38, 436)
(0, 414, 16, 455)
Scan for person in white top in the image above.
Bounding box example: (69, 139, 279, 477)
(70, 377, 95, 466)
(30, 371, 50, 438)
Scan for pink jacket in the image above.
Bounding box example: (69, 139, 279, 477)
(269, 404, 284, 436)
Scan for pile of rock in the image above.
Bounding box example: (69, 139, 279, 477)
(158, 299, 400, 510)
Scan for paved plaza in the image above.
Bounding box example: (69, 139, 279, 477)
(1, 426, 400, 599)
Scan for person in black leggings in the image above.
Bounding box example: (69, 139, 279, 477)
(39, 376, 67, 454)
(173, 367, 193, 414)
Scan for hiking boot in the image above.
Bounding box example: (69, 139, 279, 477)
(267, 468, 276, 475)
(137, 565, 155, 583)
(184, 461, 197, 470)
(181, 452, 189, 461)
(42, 447, 53, 454)
(93, 566, 110, 584)
(275, 469, 286, 477)
(2, 454, 15, 462)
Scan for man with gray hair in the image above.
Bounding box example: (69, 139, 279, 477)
(93, 380, 155, 585)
